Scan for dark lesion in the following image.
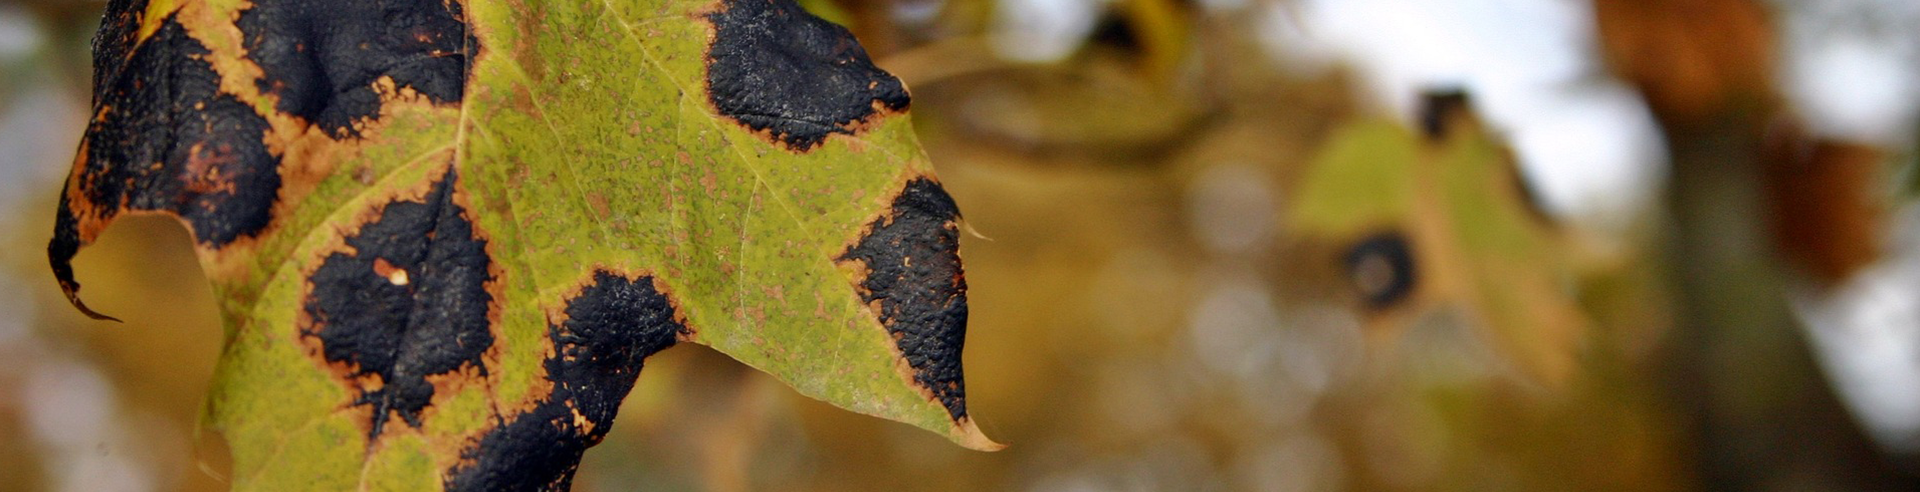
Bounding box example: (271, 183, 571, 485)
(1419, 88, 1472, 141)
(89, 0, 152, 98)
(302, 167, 495, 440)
(837, 178, 973, 420)
(1342, 230, 1419, 311)
(702, 0, 910, 151)
(236, 0, 479, 138)
(1417, 88, 1560, 227)
(51, 13, 282, 321)
(444, 271, 684, 492)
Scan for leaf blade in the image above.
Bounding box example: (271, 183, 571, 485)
(52, 0, 996, 488)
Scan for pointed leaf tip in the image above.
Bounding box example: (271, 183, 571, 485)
(952, 419, 1004, 451)
(61, 286, 122, 323)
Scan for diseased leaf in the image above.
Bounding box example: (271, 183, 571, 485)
(49, 0, 997, 489)
(1288, 91, 1588, 385)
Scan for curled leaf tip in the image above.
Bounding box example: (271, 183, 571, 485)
(51, 235, 121, 322)
(960, 219, 992, 241)
(60, 283, 122, 323)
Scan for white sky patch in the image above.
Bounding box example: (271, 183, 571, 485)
(0, 5, 42, 61)
(1793, 206, 1920, 453)
(0, 8, 86, 232)
(1504, 83, 1667, 221)
(1786, 37, 1917, 143)
(1277, 0, 1666, 220)
(993, 0, 1107, 62)
(1778, 0, 1920, 146)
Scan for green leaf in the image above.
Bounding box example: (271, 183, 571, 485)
(1287, 93, 1588, 385)
(50, 0, 997, 489)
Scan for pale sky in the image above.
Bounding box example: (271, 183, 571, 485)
(1280, 0, 1666, 220)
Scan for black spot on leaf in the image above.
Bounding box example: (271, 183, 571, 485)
(1088, 13, 1143, 54)
(89, 0, 150, 101)
(236, 0, 476, 138)
(446, 272, 682, 492)
(51, 15, 282, 320)
(74, 16, 282, 247)
(704, 0, 910, 151)
(1416, 88, 1560, 225)
(304, 168, 493, 440)
(1344, 231, 1418, 310)
(838, 178, 971, 419)
(1419, 88, 1471, 141)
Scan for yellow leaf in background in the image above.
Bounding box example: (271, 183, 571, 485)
(1288, 92, 1587, 385)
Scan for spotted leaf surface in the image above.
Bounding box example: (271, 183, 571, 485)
(50, 0, 996, 489)
(1287, 93, 1588, 385)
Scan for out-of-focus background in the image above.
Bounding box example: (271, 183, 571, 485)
(2, 0, 1919, 490)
